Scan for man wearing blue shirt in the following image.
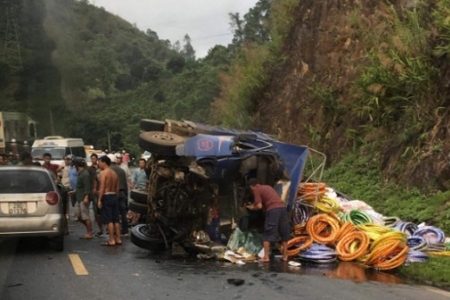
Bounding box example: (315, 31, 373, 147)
(132, 159, 148, 190)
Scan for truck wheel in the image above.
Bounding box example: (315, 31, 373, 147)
(131, 224, 168, 251)
(139, 131, 184, 156)
(129, 199, 148, 215)
(140, 119, 165, 132)
(130, 189, 148, 204)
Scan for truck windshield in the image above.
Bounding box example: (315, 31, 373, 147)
(31, 147, 66, 160)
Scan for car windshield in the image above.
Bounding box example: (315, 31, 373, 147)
(0, 169, 54, 194)
(31, 147, 66, 160)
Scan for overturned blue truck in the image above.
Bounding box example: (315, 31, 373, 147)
(130, 119, 322, 253)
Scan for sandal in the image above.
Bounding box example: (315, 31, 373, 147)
(94, 232, 103, 237)
(100, 241, 117, 246)
(80, 235, 93, 240)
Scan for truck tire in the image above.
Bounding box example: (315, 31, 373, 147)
(131, 224, 167, 251)
(140, 119, 165, 132)
(139, 131, 184, 156)
(129, 199, 148, 215)
(130, 189, 148, 204)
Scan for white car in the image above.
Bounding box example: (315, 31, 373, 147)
(0, 166, 64, 251)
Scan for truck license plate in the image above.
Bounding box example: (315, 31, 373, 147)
(9, 203, 27, 215)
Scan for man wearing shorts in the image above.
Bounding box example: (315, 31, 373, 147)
(97, 155, 122, 246)
(72, 157, 93, 239)
(246, 178, 290, 262)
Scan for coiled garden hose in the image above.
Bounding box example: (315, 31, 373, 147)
(291, 199, 313, 225)
(383, 216, 401, 228)
(297, 182, 327, 202)
(315, 194, 340, 214)
(306, 213, 341, 244)
(341, 209, 372, 225)
(357, 223, 391, 241)
(412, 226, 446, 244)
(284, 235, 314, 257)
(298, 243, 338, 263)
(406, 236, 428, 251)
(336, 231, 370, 261)
(365, 240, 409, 270)
(394, 221, 418, 236)
(406, 250, 429, 263)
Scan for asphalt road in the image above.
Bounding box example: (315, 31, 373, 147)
(1, 215, 450, 300)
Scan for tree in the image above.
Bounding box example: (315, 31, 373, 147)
(181, 34, 196, 61)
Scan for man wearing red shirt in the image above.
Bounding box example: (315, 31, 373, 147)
(42, 153, 62, 180)
(246, 178, 290, 262)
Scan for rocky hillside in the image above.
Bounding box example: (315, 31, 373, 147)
(251, 0, 450, 192)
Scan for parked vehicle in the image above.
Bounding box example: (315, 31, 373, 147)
(31, 136, 86, 166)
(130, 119, 320, 253)
(0, 166, 65, 251)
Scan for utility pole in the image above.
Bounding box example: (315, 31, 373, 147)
(2, 0, 23, 71)
(107, 131, 111, 152)
(49, 110, 55, 135)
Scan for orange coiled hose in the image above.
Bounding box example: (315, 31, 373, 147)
(335, 222, 358, 242)
(293, 223, 308, 236)
(306, 214, 341, 244)
(284, 235, 314, 257)
(336, 231, 370, 261)
(297, 182, 327, 202)
(365, 240, 409, 270)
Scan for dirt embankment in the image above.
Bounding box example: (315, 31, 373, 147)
(255, 0, 450, 191)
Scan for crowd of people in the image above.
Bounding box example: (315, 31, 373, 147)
(0, 151, 149, 246)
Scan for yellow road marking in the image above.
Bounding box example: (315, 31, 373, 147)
(68, 254, 89, 275)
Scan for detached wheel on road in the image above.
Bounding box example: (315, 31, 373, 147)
(129, 199, 148, 215)
(140, 119, 165, 132)
(130, 189, 148, 204)
(139, 131, 184, 156)
(131, 224, 167, 251)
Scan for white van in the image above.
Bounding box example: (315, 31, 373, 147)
(31, 136, 86, 165)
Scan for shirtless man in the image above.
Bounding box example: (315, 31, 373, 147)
(97, 155, 122, 246)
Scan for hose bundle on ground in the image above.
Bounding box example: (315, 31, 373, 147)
(406, 250, 429, 263)
(383, 216, 401, 228)
(341, 209, 372, 225)
(284, 235, 313, 257)
(291, 199, 313, 225)
(364, 232, 409, 270)
(306, 213, 341, 244)
(394, 221, 418, 236)
(407, 236, 428, 251)
(357, 223, 391, 241)
(297, 182, 327, 202)
(335, 222, 358, 241)
(413, 226, 446, 244)
(298, 243, 338, 263)
(336, 231, 370, 261)
(315, 194, 340, 214)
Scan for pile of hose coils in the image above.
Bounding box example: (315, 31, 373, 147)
(289, 184, 450, 269)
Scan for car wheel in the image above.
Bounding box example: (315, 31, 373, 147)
(139, 131, 184, 156)
(131, 224, 168, 251)
(130, 189, 148, 204)
(129, 199, 148, 215)
(48, 234, 64, 252)
(140, 119, 165, 132)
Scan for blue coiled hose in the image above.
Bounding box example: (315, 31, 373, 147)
(298, 243, 337, 264)
(291, 199, 314, 225)
(395, 221, 418, 236)
(407, 236, 428, 251)
(406, 250, 429, 263)
(413, 226, 446, 244)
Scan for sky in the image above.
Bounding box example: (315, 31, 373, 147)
(92, 0, 259, 58)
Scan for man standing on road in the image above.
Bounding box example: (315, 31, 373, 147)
(97, 155, 122, 246)
(60, 154, 74, 235)
(71, 157, 93, 240)
(108, 154, 129, 236)
(246, 178, 290, 262)
(42, 153, 62, 179)
(132, 158, 147, 190)
(88, 153, 103, 237)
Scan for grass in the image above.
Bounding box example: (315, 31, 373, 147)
(322, 152, 450, 289)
